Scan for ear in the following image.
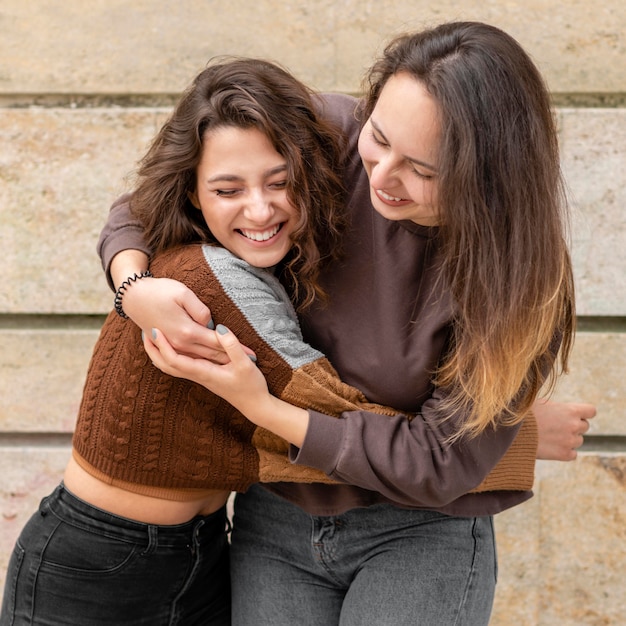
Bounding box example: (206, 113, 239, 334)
(187, 190, 201, 209)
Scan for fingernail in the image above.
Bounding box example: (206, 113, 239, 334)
(151, 328, 157, 340)
(141, 330, 144, 341)
(207, 319, 215, 330)
(248, 354, 257, 363)
(216, 324, 228, 335)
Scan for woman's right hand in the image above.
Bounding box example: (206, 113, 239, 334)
(110, 248, 228, 361)
(122, 275, 229, 361)
(533, 399, 596, 461)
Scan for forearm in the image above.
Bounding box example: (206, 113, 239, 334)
(110, 249, 150, 290)
(243, 395, 310, 448)
(97, 193, 151, 290)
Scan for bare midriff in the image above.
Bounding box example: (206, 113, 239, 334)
(63, 456, 230, 526)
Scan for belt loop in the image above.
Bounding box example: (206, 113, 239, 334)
(141, 525, 158, 556)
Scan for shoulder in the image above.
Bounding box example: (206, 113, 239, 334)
(314, 93, 363, 138)
(150, 244, 207, 279)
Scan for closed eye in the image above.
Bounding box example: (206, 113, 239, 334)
(370, 129, 388, 148)
(268, 180, 288, 190)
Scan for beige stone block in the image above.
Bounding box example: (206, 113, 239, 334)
(0, 0, 336, 94)
(0, 329, 99, 432)
(0, 446, 68, 597)
(493, 455, 626, 625)
(551, 332, 626, 435)
(492, 494, 541, 625)
(536, 456, 626, 624)
(334, 2, 626, 94)
(559, 109, 626, 316)
(0, 108, 169, 313)
(0, 1, 624, 95)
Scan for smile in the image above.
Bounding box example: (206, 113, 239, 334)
(377, 189, 408, 202)
(239, 224, 282, 241)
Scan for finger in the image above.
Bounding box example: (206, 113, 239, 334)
(178, 289, 212, 328)
(214, 324, 246, 358)
(145, 328, 198, 374)
(582, 404, 597, 420)
(143, 328, 178, 372)
(568, 402, 597, 420)
(214, 324, 258, 364)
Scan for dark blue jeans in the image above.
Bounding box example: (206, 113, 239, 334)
(231, 485, 497, 626)
(0, 484, 230, 626)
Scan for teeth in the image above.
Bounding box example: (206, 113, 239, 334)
(240, 224, 280, 241)
(378, 189, 405, 202)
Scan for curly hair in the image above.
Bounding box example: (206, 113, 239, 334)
(130, 57, 346, 309)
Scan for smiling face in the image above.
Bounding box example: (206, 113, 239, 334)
(189, 126, 299, 268)
(358, 72, 441, 227)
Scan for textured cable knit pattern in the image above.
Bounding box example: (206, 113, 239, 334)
(72, 244, 537, 499)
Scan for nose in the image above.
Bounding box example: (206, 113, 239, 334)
(244, 189, 274, 223)
(369, 152, 400, 189)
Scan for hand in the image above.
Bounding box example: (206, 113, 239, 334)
(122, 276, 230, 361)
(144, 325, 309, 446)
(144, 325, 269, 411)
(110, 249, 258, 362)
(533, 399, 596, 461)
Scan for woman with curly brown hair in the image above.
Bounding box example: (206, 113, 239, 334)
(0, 57, 380, 626)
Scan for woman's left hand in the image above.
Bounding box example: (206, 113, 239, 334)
(144, 324, 310, 446)
(144, 325, 268, 413)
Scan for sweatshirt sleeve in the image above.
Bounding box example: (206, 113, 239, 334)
(97, 193, 151, 290)
(290, 390, 530, 508)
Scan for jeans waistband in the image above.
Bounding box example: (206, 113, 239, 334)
(43, 484, 228, 549)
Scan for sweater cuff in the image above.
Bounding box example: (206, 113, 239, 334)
(289, 410, 346, 475)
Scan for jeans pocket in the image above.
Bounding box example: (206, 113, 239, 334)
(41, 522, 139, 576)
(0, 542, 25, 625)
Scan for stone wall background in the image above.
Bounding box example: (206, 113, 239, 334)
(1, 1, 624, 623)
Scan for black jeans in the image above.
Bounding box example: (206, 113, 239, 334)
(0, 484, 230, 625)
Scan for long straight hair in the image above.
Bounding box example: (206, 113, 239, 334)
(131, 58, 346, 310)
(363, 22, 575, 437)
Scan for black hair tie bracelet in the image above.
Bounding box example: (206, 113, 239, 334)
(114, 270, 153, 319)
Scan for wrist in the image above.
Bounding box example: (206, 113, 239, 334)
(110, 249, 150, 290)
(245, 395, 309, 448)
(114, 271, 153, 319)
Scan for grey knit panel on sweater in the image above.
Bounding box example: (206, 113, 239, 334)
(201, 245, 324, 368)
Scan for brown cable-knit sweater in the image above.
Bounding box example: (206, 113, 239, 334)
(73, 244, 537, 500)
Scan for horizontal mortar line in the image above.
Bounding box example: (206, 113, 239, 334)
(1, 92, 626, 109)
(575, 316, 626, 332)
(0, 314, 106, 330)
(0, 433, 73, 447)
(1, 314, 624, 332)
(0, 433, 624, 452)
(0, 93, 181, 108)
(579, 435, 626, 453)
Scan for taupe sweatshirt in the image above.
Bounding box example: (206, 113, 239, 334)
(98, 94, 540, 517)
